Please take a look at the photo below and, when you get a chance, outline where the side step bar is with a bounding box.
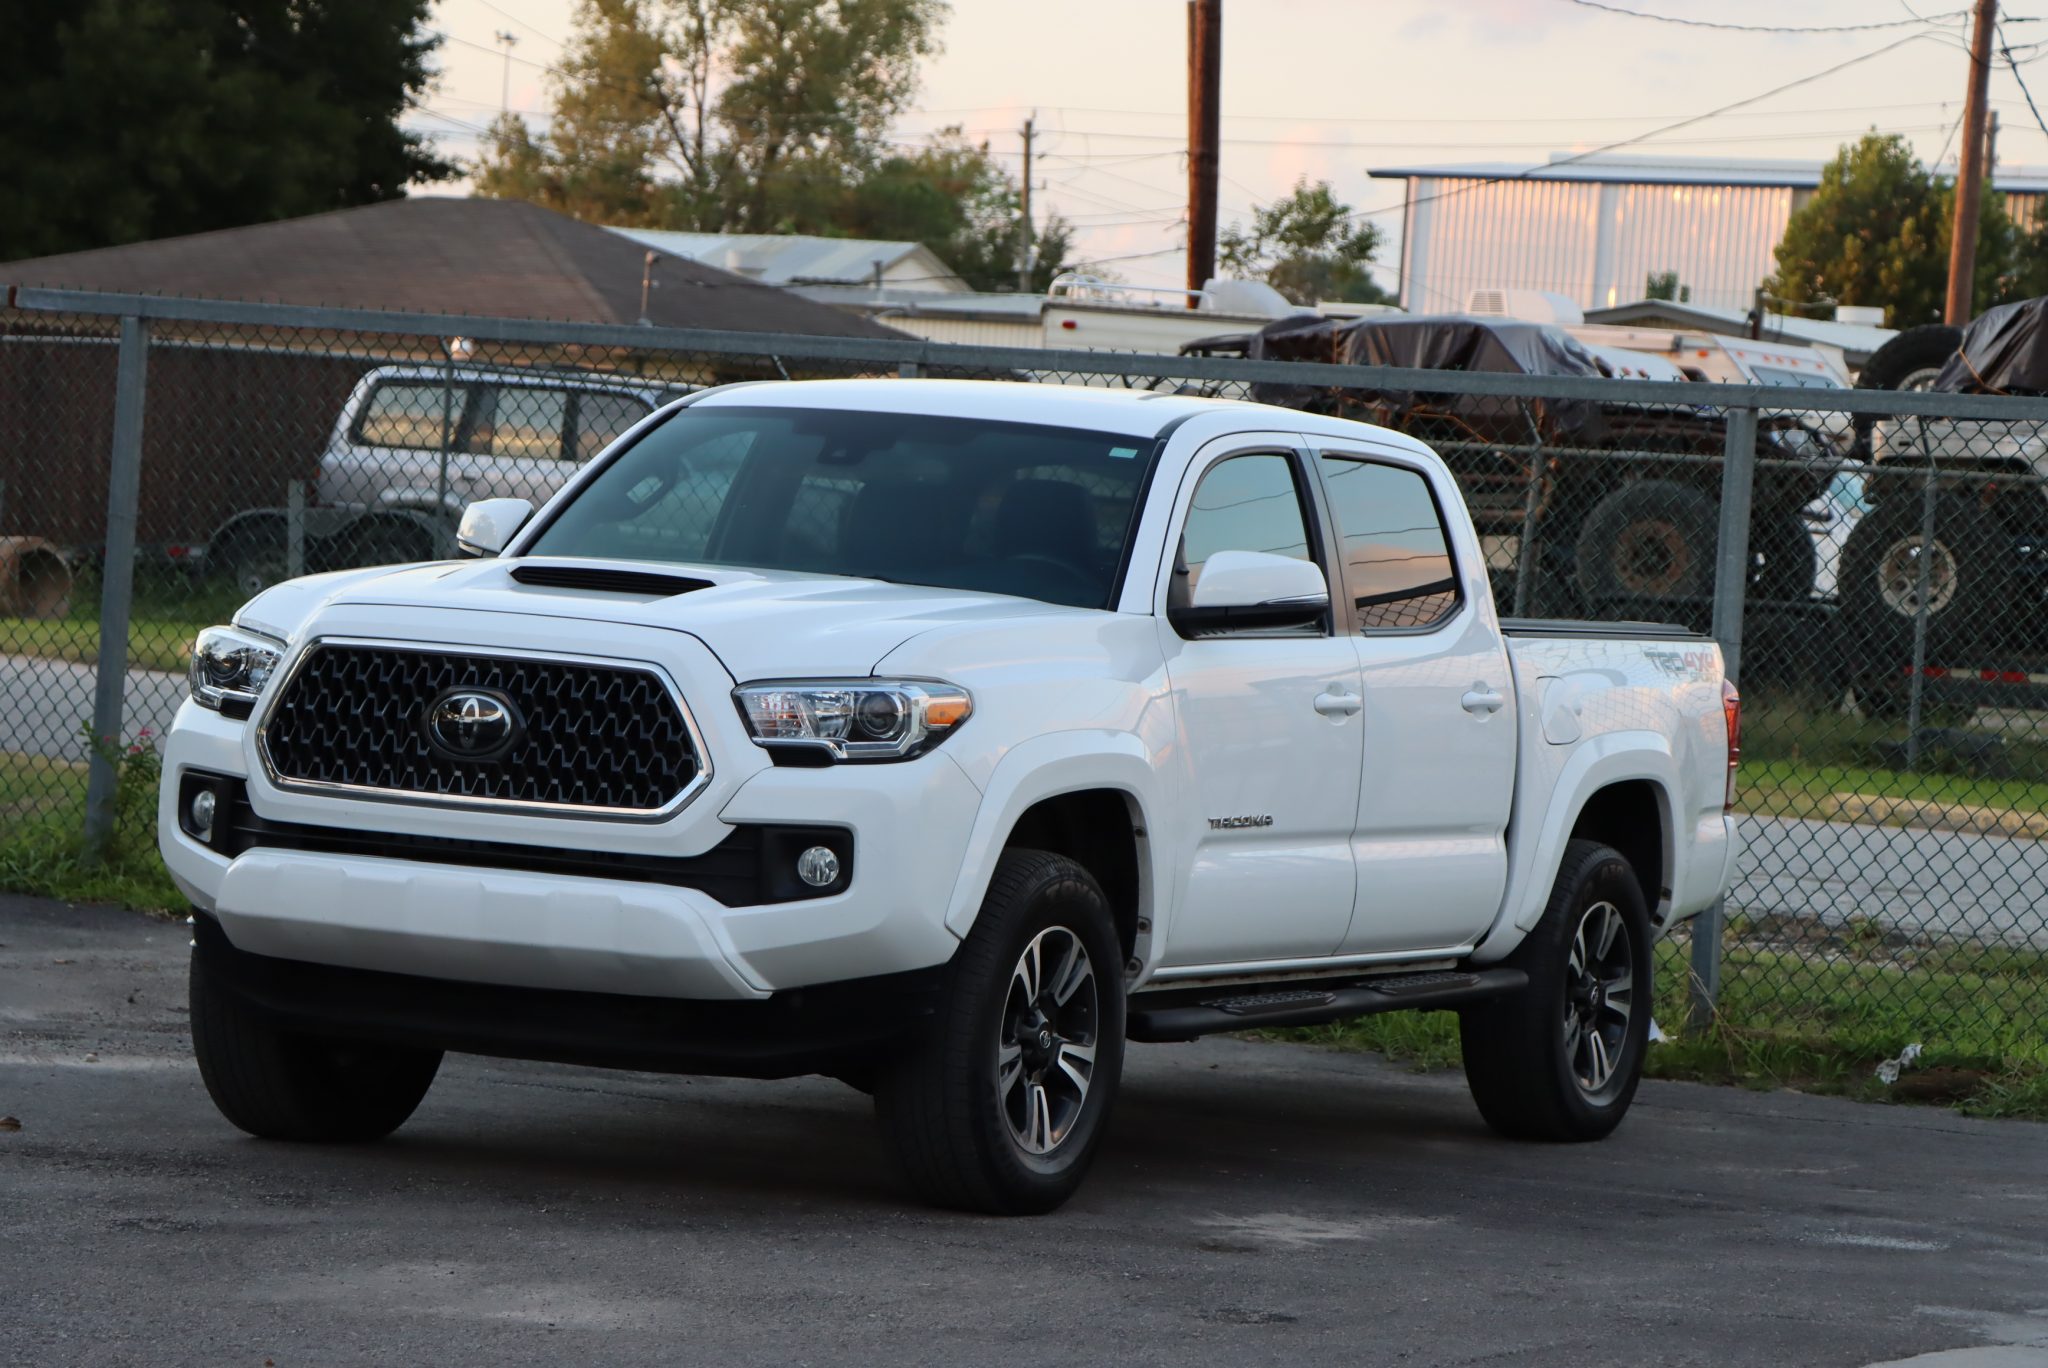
[1125,968,1528,1043]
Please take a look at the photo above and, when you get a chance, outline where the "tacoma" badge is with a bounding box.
[1207,814,1274,830]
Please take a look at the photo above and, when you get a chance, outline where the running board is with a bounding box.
[1125,968,1528,1043]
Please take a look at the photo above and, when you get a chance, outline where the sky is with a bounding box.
[416,0,2048,291]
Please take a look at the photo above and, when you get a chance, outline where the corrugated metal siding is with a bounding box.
[882,315,1044,349]
[1403,176,1793,315]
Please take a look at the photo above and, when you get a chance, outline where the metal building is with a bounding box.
[1371,155,2048,317]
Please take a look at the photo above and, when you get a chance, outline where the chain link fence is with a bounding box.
[4,287,2046,1087]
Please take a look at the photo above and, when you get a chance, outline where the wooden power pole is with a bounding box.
[1946,0,1997,326]
[1186,0,1221,304]
[1017,115,1036,293]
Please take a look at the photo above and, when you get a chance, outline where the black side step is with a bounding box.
[1125,968,1528,1043]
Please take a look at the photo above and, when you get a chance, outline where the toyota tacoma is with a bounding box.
[160,379,1741,1214]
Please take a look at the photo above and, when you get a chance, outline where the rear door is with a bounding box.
[1154,437,1365,968]
[468,383,574,507]
[1312,440,1517,954]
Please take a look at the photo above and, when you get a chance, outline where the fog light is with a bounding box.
[795,845,840,888]
[188,787,217,841]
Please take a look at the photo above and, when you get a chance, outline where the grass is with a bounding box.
[1736,696,2048,823]
[0,566,244,673]
[0,746,184,915]
[1275,922,2048,1122]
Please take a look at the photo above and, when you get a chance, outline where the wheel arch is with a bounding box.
[1477,733,1682,962]
[942,733,1166,972]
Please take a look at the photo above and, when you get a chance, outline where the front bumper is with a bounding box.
[161,676,984,1002]
[191,911,942,1079]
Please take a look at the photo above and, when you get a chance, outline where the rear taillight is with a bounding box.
[1722,677,1741,812]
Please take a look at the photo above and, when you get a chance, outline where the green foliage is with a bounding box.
[0,736,181,916]
[1645,270,1689,303]
[0,0,454,260]
[1764,132,2027,327]
[476,0,1065,289]
[1219,178,1391,306]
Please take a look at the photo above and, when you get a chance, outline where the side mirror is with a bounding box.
[1169,549,1330,638]
[455,498,533,558]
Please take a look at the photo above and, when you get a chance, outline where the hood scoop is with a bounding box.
[508,564,713,598]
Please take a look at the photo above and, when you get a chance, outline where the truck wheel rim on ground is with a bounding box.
[999,926,1100,1156]
[1566,899,1636,1099]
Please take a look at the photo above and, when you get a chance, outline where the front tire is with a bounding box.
[1459,840,1651,1142]
[875,849,1126,1215]
[190,949,441,1142]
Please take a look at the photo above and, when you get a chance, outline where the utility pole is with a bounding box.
[1945,0,1996,326]
[1017,115,1036,294]
[1186,0,1221,305]
[494,30,519,116]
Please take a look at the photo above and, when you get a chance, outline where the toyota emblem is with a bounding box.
[423,687,522,762]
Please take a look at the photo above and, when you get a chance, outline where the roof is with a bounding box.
[1369,153,2048,195]
[0,198,906,338]
[609,228,968,293]
[796,284,1046,322]
[692,377,1243,439]
[1585,299,1896,363]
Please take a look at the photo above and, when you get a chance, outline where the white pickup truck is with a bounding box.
[159,379,1741,1215]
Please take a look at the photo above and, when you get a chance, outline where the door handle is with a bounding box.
[1314,688,1363,717]
[1461,686,1506,715]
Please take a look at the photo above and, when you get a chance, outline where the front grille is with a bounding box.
[261,643,700,814]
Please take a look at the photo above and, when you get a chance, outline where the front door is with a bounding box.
[1155,440,1365,968]
[1314,441,1516,954]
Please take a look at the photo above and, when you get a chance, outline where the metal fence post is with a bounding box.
[1904,425,1939,770]
[82,315,149,857]
[1512,403,1545,618]
[1689,403,1757,1031]
[285,479,306,580]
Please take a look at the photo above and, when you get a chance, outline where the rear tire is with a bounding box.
[190,949,441,1142]
[1459,840,1651,1142]
[1838,492,2010,674]
[874,849,1126,1215]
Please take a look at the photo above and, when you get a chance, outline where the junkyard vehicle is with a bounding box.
[1842,299,2048,699]
[202,364,685,596]
[160,379,1741,1214]
[1184,314,1841,616]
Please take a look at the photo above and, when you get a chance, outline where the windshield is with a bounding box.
[525,405,1155,609]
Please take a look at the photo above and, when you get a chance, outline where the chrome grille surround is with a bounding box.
[254,638,711,821]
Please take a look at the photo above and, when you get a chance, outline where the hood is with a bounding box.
[238,557,1096,681]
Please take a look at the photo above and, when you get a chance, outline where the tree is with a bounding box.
[1645,270,1690,304]
[843,129,1074,292]
[478,0,943,234]
[1764,132,2023,327]
[0,0,453,261]
[1218,179,1392,305]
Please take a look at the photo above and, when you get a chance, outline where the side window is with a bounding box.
[350,382,484,452]
[574,392,653,462]
[1317,453,1460,631]
[479,386,571,461]
[1180,452,1316,592]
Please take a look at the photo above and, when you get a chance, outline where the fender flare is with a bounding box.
[1478,731,1681,959]
[941,730,1171,946]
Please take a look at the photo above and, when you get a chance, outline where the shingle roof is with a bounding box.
[0,197,907,338]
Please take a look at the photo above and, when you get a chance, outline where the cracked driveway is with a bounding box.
[1,894,2045,1367]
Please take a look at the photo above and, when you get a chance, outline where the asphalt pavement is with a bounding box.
[3,894,2045,1368]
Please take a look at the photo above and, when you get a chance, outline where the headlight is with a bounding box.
[188,626,284,714]
[734,679,971,761]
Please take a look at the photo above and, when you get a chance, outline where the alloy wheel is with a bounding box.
[997,926,1099,1156]
[1564,900,1635,1100]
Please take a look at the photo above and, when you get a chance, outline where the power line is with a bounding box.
[1348,30,1950,223]
[1563,0,1972,33]
[2000,22,2048,138]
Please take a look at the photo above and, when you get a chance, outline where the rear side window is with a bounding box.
[477,386,572,460]
[1317,453,1460,631]
[1179,452,1316,593]
[575,392,653,461]
[351,382,486,452]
